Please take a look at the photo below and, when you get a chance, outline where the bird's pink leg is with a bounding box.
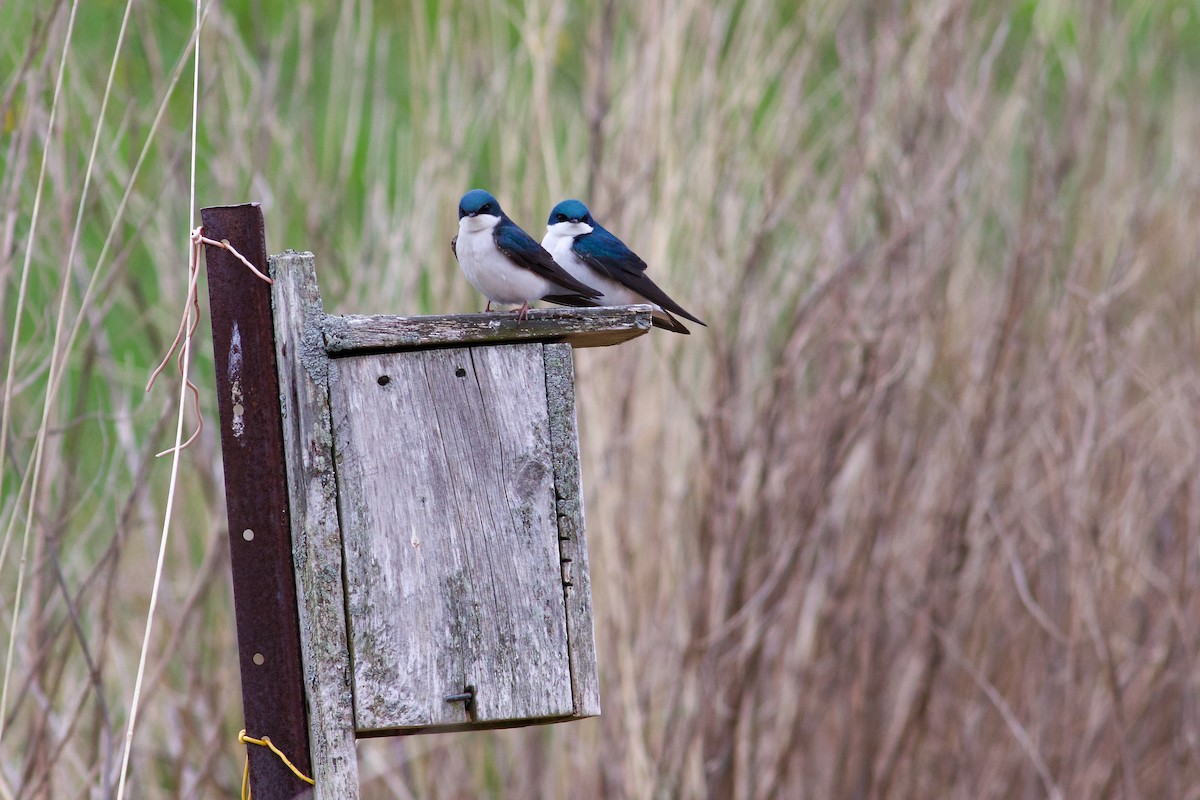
[516,301,530,321]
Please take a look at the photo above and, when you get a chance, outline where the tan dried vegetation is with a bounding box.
[2,1,1199,797]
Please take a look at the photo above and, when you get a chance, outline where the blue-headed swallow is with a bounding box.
[541,199,706,334]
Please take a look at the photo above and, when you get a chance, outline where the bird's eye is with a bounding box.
[557,213,567,222]
[481,203,491,212]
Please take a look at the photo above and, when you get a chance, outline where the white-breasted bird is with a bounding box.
[452,190,601,320]
[541,199,705,334]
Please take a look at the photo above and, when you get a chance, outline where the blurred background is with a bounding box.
[3,0,1200,797]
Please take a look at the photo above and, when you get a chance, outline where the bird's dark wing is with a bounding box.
[647,310,692,334]
[574,226,706,326]
[494,220,602,298]
[451,235,458,259]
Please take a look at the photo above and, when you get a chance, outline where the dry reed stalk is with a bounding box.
[3,1,1200,797]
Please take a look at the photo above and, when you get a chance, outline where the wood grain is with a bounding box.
[270,251,360,797]
[331,344,575,733]
[322,305,654,354]
[543,343,601,718]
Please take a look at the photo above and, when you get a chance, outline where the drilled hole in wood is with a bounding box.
[232,402,244,416]
[252,653,265,666]
[242,529,254,541]
[455,367,466,378]
[377,375,391,386]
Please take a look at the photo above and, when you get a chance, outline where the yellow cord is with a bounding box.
[239,729,315,799]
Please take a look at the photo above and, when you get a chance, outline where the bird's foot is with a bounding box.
[485,300,493,313]
[516,301,530,321]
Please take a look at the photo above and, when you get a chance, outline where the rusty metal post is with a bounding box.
[202,204,313,799]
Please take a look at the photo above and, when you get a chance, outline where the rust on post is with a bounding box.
[202,204,313,799]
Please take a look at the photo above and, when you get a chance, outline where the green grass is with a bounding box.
[3,0,1200,797]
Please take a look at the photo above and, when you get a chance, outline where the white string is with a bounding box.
[188,0,201,231]
[115,1,203,796]
[0,13,214,674]
[114,267,195,800]
[46,4,213,453]
[0,0,82,749]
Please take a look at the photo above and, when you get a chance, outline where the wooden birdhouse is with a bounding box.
[201,205,651,798]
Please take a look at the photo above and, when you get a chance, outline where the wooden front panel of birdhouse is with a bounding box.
[329,343,578,733]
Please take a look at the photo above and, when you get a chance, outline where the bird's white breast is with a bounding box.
[542,223,656,309]
[457,215,553,305]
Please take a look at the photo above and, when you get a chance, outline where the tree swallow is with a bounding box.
[541,199,706,334]
[453,189,601,320]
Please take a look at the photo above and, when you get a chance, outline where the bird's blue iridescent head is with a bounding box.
[459,189,502,219]
[548,199,592,226]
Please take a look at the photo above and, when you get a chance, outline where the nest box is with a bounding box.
[203,201,653,799]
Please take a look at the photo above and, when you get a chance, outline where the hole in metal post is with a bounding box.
[377,375,391,386]
[232,402,245,417]
[252,653,265,666]
[455,367,467,378]
[242,529,254,541]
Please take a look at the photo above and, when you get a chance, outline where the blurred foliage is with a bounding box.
[3,0,1200,797]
